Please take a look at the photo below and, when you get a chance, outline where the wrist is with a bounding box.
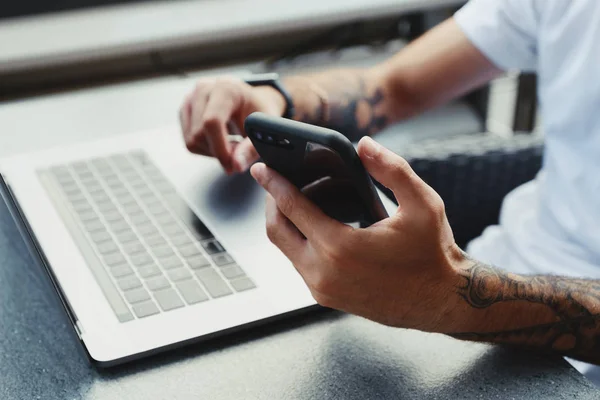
[429,245,476,333]
[254,86,287,117]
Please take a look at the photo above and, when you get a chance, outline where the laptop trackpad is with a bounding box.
[196,171,263,221]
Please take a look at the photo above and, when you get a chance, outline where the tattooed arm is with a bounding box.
[281,18,501,140]
[450,259,600,364]
[180,17,501,172]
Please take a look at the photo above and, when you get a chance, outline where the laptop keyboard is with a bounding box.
[38,150,256,323]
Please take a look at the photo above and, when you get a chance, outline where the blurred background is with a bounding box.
[0,0,543,246]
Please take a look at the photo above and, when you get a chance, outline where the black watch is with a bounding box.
[244,73,295,119]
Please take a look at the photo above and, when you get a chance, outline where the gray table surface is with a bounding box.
[0,73,599,400]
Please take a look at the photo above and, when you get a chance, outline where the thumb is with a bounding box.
[357,137,426,209]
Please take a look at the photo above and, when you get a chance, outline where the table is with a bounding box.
[0,0,465,74]
[0,72,598,400]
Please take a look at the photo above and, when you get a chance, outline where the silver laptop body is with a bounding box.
[0,126,396,366]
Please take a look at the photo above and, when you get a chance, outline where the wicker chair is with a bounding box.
[374,132,544,248]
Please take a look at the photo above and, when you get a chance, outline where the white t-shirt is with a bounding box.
[455,0,600,382]
[457,0,600,278]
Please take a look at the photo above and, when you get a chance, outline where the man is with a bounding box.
[179,0,600,371]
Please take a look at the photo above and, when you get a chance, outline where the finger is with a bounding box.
[201,87,242,172]
[265,194,306,262]
[231,137,259,172]
[251,163,344,241]
[187,83,213,153]
[357,137,427,210]
[179,92,193,138]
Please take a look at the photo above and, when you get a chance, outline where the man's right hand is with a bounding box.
[179,77,286,174]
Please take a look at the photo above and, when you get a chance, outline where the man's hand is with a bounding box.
[251,137,600,364]
[179,77,286,174]
[250,136,468,331]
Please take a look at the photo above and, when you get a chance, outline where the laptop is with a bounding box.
[0,125,397,366]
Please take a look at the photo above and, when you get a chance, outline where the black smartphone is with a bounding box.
[245,112,388,226]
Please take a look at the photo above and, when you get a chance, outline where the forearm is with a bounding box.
[282,68,407,141]
[447,258,600,364]
[278,18,501,141]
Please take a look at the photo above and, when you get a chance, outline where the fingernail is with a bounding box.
[235,153,249,172]
[250,163,266,185]
[361,137,381,158]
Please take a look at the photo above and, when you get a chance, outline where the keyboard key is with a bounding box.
[171,234,193,247]
[187,256,211,270]
[147,204,167,215]
[212,252,234,266]
[137,223,159,237]
[117,194,136,205]
[123,241,146,255]
[91,192,111,205]
[135,187,154,198]
[84,219,104,232]
[124,288,151,304]
[153,246,175,259]
[220,264,245,279]
[97,241,119,255]
[103,211,123,222]
[130,214,150,225]
[145,235,167,247]
[123,203,143,215]
[118,276,142,291]
[163,224,184,237]
[63,185,81,196]
[176,280,209,305]
[142,194,160,206]
[131,253,153,267]
[154,288,184,311]
[103,253,126,267]
[178,244,201,258]
[110,264,134,278]
[56,175,75,186]
[159,256,183,270]
[129,179,146,189]
[137,264,162,279]
[111,187,128,197]
[109,220,130,233]
[146,276,171,291]
[104,176,121,186]
[167,268,192,282]
[155,214,174,226]
[72,201,93,214]
[230,277,256,292]
[116,229,137,243]
[86,183,103,194]
[77,210,98,222]
[90,230,112,243]
[133,301,160,318]
[67,192,86,203]
[196,269,232,298]
[202,239,225,255]
[97,201,116,213]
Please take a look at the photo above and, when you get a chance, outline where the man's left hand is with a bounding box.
[250,137,470,332]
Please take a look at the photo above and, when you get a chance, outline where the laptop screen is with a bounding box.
[1,0,165,20]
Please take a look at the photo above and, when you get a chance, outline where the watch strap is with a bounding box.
[244,73,295,119]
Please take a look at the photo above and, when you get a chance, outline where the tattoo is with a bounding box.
[290,71,390,141]
[451,261,600,363]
